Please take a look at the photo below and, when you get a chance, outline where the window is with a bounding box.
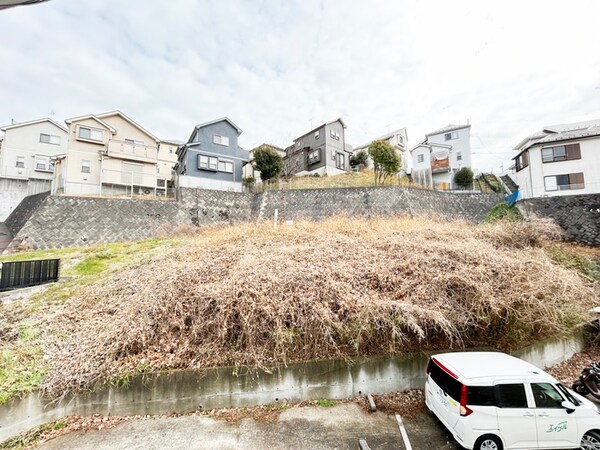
[329,130,340,140]
[544,172,585,191]
[495,384,527,408]
[531,383,564,408]
[336,153,346,170]
[16,156,25,168]
[426,359,462,401]
[81,159,91,173]
[541,143,581,163]
[515,151,529,171]
[218,160,234,173]
[35,158,47,170]
[169,147,173,154]
[445,131,458,141]
[124,138,144,146]
[198,154,218,171]
[466,386,495,406]
[417,154,424,163]
[213,135,229,146]
[308,148,321,165]
[78,126,104,141]
[40,133,61,145]
[556,383,582,406]
[314,131,320,140]
[456,152,462,161]
[397,134,404,144]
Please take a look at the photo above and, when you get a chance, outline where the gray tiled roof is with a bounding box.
[425,123,470,137]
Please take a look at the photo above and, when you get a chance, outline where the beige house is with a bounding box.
[243,144,286,183]
[157,138,183,185]
[0,118,68,181]
[53,111,165,196]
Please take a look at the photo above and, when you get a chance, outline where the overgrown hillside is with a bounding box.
[1,216,598,402]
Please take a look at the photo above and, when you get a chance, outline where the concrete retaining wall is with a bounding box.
[0,333,585,442]
[0,178,51,221]
[8,186,503,250]
[518,194,600,247]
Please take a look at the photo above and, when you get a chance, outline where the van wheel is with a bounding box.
[475,435,503,450]
[581,431,600,450]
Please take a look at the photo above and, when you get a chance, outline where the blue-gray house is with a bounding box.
[174,117,248,192]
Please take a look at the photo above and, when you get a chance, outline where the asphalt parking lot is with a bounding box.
[37,403,460,450]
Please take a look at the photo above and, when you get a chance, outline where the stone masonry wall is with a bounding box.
[10,186,504,250]
[518,194,600,247]
[4,190,50,236]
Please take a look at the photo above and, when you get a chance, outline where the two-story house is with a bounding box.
[0,118,68,219]
[52,111,164,196]
[283,118,353,177]
[510,119,600,199]
[158,138,184,186]
[242,143,286,183]
[174,117,248,192]
[351,127,409,175]
[410,124,472,189]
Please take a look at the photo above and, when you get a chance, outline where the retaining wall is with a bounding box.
[8,186,503,249]
[0,333,585,442]
[0,178,51,221]
[518,194,600,247]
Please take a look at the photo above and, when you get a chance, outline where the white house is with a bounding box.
[351,127,409,176]
[410,124,471,189]
[511,119,600,199]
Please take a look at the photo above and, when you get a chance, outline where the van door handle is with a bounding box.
[523,412,535,417]
[538,412,549,417]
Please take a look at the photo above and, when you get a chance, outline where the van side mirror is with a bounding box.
[562,400,576,413]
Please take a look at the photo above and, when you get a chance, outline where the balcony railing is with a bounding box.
[106,140,158,163]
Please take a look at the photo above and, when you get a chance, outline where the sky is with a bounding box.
[0,0,599,173]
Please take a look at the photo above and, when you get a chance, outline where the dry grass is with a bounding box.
[34,216,596,399]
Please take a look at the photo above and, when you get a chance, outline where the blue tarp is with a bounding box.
[505,190,520,206]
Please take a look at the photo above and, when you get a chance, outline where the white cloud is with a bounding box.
[0,0,599,172]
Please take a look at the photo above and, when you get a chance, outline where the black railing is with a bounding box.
[0,259,60,291]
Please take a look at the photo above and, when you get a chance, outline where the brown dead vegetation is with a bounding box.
[39,216,596,399]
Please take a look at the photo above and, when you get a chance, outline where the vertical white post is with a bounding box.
[131,171,134,198]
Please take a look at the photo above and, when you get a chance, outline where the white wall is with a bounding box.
[426,126,472,172]
[515,137,600,199]
[177,174,243,192]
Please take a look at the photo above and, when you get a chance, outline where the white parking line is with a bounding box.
[395,414,413,450]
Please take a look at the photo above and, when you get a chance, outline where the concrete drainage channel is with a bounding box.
[0,332,586,443]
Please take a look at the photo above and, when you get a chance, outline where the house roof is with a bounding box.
[408,139,453,153]
[96,111,160,143]
[293,117,347,142]
[160,138,186,146]
[512,118,600,159]
[353,127,407,151]
[64,114,117,133]
[425,123,470,137]
[194,117,243,135]
[0,117,68,133]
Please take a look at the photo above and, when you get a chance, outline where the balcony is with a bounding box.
[106,140,158,163]
[431,157,451,174]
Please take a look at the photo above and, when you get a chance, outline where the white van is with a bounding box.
[424,352,600,450]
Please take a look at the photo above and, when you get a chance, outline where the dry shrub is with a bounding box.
[40,216,596,399]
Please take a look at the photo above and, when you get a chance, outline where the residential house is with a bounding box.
[158,138,183,186]
[174,117,248,192]
[52,111,164,196]
[242,144,286,183]
[351,127,409,175]
[0,118,68,219]
[510,119,600,199]
[283,118,353,177]
[410,124,472,189]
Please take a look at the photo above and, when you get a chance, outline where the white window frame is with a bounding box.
[444,131,458,141]
[218,159,234,173]
[314,131,320,140]
[78,126,104,142]
[456,152,462,161]
[35,158,47,170]
[81,159,91,173]
[40,133,61,145]
[124,138,145,146]
[308,148,321,164]
[213,135,230,146]
[199,154,218,171]
[417,154,424,163]
[336,152,346,170]
[16,156,25,168]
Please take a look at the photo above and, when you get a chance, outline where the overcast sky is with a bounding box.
[1,0,599,172]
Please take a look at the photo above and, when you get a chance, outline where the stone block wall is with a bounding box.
[8,187,504,250]
[519,194,600,247]
[4,190,50,236]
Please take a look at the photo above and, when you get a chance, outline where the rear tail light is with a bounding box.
[460,384,473,417]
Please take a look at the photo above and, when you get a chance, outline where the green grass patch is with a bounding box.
[545,246,600,282]
[0,346,47,405]
[0,420,66,449]
[484,202,523,223]
[314,399,336,407]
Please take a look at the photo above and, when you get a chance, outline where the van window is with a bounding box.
[467,386,494,406]
[427,359,462,401]
[532,383,564,408]
[556,383,582,406]
[496,384,527,408]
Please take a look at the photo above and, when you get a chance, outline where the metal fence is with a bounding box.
[0,258,60,291]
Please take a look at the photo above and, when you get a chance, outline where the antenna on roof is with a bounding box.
[467,118,470,125]
[10,118,15,125]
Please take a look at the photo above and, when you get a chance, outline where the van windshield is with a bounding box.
[556,383,582,406]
